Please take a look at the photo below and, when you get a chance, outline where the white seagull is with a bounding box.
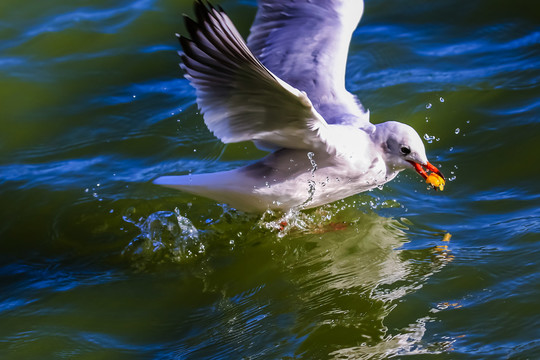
[154,0,445,212]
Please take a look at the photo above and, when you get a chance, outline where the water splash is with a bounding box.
[257,206,349,238]
[257,196,395,238]
[122,207,204,265]
[307,151,317,175]
[296,152,319,209]
[258,208,306,238]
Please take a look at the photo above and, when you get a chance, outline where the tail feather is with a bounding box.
[153,175,194,188]
[153,171,270,211]
[153,170,255,195]
[153,172,231,190]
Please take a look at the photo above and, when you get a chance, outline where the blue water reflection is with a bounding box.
[0,0,539,358]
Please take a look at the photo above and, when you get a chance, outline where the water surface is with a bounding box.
[1,0,539,358]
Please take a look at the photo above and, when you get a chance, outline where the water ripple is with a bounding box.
[24,0,156,38]
[0,0,539,358]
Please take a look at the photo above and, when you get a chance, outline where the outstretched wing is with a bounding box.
[179,1,336,152]
[247,0,371,127]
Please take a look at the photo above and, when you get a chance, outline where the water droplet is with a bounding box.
[423,134,436,143]
[193,149,197,152]
[440,97,445,102]
[198,243,205,254]
[449,147,454,151]
[426,103,432,109]
[455,128,460,135]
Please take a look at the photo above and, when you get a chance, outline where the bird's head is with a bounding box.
[374,121,445,190]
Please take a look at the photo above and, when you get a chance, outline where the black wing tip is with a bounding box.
[193,0,227,23]
[178,35,192,51]
[182,1,227,40]
[194,0,221,12]
[185,15,204,39]
[194,0,211,23]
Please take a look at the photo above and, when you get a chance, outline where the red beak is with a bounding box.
[408,161,445,181]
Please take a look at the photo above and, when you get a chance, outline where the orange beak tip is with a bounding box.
[410,160,446,191]
[425,173,445,191]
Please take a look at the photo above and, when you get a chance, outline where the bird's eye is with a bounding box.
[400,146,411,155]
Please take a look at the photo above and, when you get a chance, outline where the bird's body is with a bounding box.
[157,127,397,212]
[154,0,445,212]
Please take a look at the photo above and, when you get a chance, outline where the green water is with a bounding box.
[0,0,539,359]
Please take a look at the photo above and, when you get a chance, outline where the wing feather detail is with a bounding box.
[247,0,371,127]
[179,1,334,151]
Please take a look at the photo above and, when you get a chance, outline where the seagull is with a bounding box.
[153,0,445,212]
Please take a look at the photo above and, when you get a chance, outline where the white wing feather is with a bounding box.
[180,2,335,152]
[247,0,371,127]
